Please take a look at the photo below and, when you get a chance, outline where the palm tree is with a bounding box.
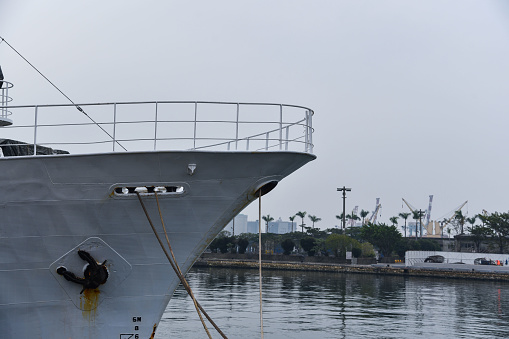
[466,216,477,230]
[360,209,370,225]
[399,212,410,238]
[346,212,359,229]
[454,210,466,235]
[296,211,307,233]
[289,215,296,233]
[390,216,399,226]
[262,214,274,233]
[412,210,424,239]
[308,215,322,228]
[336,213,344,229]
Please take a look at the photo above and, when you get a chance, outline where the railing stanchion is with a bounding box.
[308,110,313,153]
[113,103,117,152]
[33,106,38,155]
[285,126,290,151]
[265,132,269,151]
[246,137,250,150]
[235,103,240,150]
[154,102,159,151]
[304,110,309,153]
[279,105,283,150]
[193,102,198,150]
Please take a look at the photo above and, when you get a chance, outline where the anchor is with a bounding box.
[57,250,108,294]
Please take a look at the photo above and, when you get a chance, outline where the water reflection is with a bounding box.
[158,267,509,339]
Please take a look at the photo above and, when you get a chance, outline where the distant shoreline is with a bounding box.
[194,257,509,282]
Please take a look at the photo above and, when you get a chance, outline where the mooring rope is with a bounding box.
[135,192,228,339]
[258,189,264,338]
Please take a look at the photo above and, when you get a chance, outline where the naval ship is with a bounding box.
[0,74,315,338]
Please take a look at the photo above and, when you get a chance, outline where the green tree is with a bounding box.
[399,212,411,238]
[468,224,492,253]
[308,215,322,228]
[281,238,295,255]
[300,237,317,256]
[466,216,477,229]
[324,234,360,258]
[209,233,235,254]
[390,216,399,226]
[454,210,467,235]
[237,237,250,254]
[345,226,362,241]
[412,210,425,239]
[289,215,296,233]
[346,212,360,229]
[360,242,376,257]
[360,209,370,225]
[352,247,362,258]
[360,223,402,257]
[326,227,343,235]
[296,211,307,233]
[262,214,274,233]
[479,211,509,253]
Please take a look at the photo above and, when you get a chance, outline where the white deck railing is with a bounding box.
[0,101,314,155]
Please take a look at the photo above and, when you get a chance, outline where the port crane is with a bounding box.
[402,196,433,236]
[348,206,359,227]
[437,201,468,236]
[367,198,381,224]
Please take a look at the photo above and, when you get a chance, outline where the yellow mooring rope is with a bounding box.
[135,192,228,339]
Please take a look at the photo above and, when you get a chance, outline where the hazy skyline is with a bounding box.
[1,1,508,230]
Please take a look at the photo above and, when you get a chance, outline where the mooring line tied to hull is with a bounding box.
[135,191,227,339]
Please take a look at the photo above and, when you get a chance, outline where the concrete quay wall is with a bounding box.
[194,258,509,282]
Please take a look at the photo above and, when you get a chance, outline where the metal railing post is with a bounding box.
[113,103,117,152]
[235,103,240,150]
[265,132,269,150]
[285,125,289,151]
[193,102,197,150]
[304,110,309,153]
[279,105,283,150]
[308,110,313,153]
[33,106,38,155]
[154,102,158,151]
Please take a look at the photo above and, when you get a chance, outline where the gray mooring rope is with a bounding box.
[136,191,227,339]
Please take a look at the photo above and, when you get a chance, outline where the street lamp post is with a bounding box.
[337,186,351,230]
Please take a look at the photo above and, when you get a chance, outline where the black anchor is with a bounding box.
[57,250,108,294]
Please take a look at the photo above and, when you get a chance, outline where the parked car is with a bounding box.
[474,258,502,266]
[424,255,445,263]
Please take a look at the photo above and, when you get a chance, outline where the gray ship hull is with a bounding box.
[0,150,314,338]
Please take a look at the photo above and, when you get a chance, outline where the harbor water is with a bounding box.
[158,267,509,338]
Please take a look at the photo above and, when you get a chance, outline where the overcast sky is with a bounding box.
[1,1,508,231]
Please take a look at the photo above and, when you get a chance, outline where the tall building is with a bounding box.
[268,217,293,234]
[223,214,248,235]
[225,215,295,234]
[247,220,260,234]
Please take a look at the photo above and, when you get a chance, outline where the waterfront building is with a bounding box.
[224,214,248,235]
[268,217,293,234]
[243,217,294,234]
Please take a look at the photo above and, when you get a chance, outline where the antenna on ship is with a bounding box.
[0,65,14,126]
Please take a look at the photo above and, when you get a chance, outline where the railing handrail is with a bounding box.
[0,100,314,112]
[0,100,315,155]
